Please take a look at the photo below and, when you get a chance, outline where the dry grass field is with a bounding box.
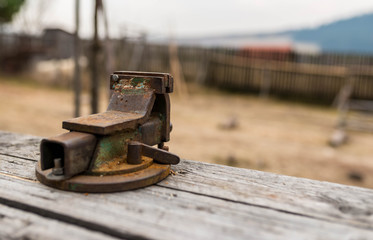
[1,75,372,188]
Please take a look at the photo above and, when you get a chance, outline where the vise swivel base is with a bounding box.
[35,71,180,193]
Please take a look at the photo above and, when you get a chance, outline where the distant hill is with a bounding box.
[290,13,373,53]
[175,13,373,54]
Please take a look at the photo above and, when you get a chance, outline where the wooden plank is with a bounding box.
[0,154,36,181]
[0,131,41,160]
[1,131,373,231]
[163,160,373,229]
[1,174,373,240]
[0,204,118,240]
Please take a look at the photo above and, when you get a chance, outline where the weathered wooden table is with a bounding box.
[1,131,373,239]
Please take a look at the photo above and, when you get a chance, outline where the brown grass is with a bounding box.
[1,77,372,188]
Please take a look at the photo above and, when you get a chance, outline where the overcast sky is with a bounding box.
[9,0,373,39]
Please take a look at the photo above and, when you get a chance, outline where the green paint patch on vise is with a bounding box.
[131,77,149,88]
[91,131,140,170]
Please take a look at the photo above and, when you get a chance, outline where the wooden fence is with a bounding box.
[113,41,373,102]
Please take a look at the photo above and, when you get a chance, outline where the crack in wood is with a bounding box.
[0,196,150,240]
[0,172,36,183]
[0,153,37,162]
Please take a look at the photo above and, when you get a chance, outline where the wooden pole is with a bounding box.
[99,0,114,99]
[73,0,81,117]
[169,41,188,97]
[90,0,101,114]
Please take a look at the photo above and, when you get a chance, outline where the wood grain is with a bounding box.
[1,131,373,239]
[0,131,40,161]
[1,174,373,240]
[162,160,373,229]
[0,154,36,181]
[0,204,118,240]
[1,131,372,228]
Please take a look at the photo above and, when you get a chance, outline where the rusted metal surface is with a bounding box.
[63,111,147,135]
[110,71,174,94]
[152,94,171,142]
[140,116,163,146]
[90,156,153,176]
[63,76,157,135]
[40,132,97,179]
[36,71,179,193]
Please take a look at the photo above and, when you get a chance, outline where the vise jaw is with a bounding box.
[36,71,180,193]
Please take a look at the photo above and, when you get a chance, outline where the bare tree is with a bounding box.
[13,0,51,35]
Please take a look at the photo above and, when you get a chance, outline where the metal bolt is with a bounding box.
[111,74,119,82]
[52,158,64,175]
[158,142,169,151]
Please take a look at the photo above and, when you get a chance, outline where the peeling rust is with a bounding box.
[90,156,153,176]
[113,77,151,94]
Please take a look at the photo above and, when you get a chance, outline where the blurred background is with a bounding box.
[0,0,373,188]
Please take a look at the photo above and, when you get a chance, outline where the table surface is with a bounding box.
[0,131,373,240]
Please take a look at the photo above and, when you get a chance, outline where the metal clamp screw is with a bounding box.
[52,158,64,175]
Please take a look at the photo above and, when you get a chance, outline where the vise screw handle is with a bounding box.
[127,141,180,165]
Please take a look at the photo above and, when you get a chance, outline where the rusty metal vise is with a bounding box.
[36,71,180,192]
